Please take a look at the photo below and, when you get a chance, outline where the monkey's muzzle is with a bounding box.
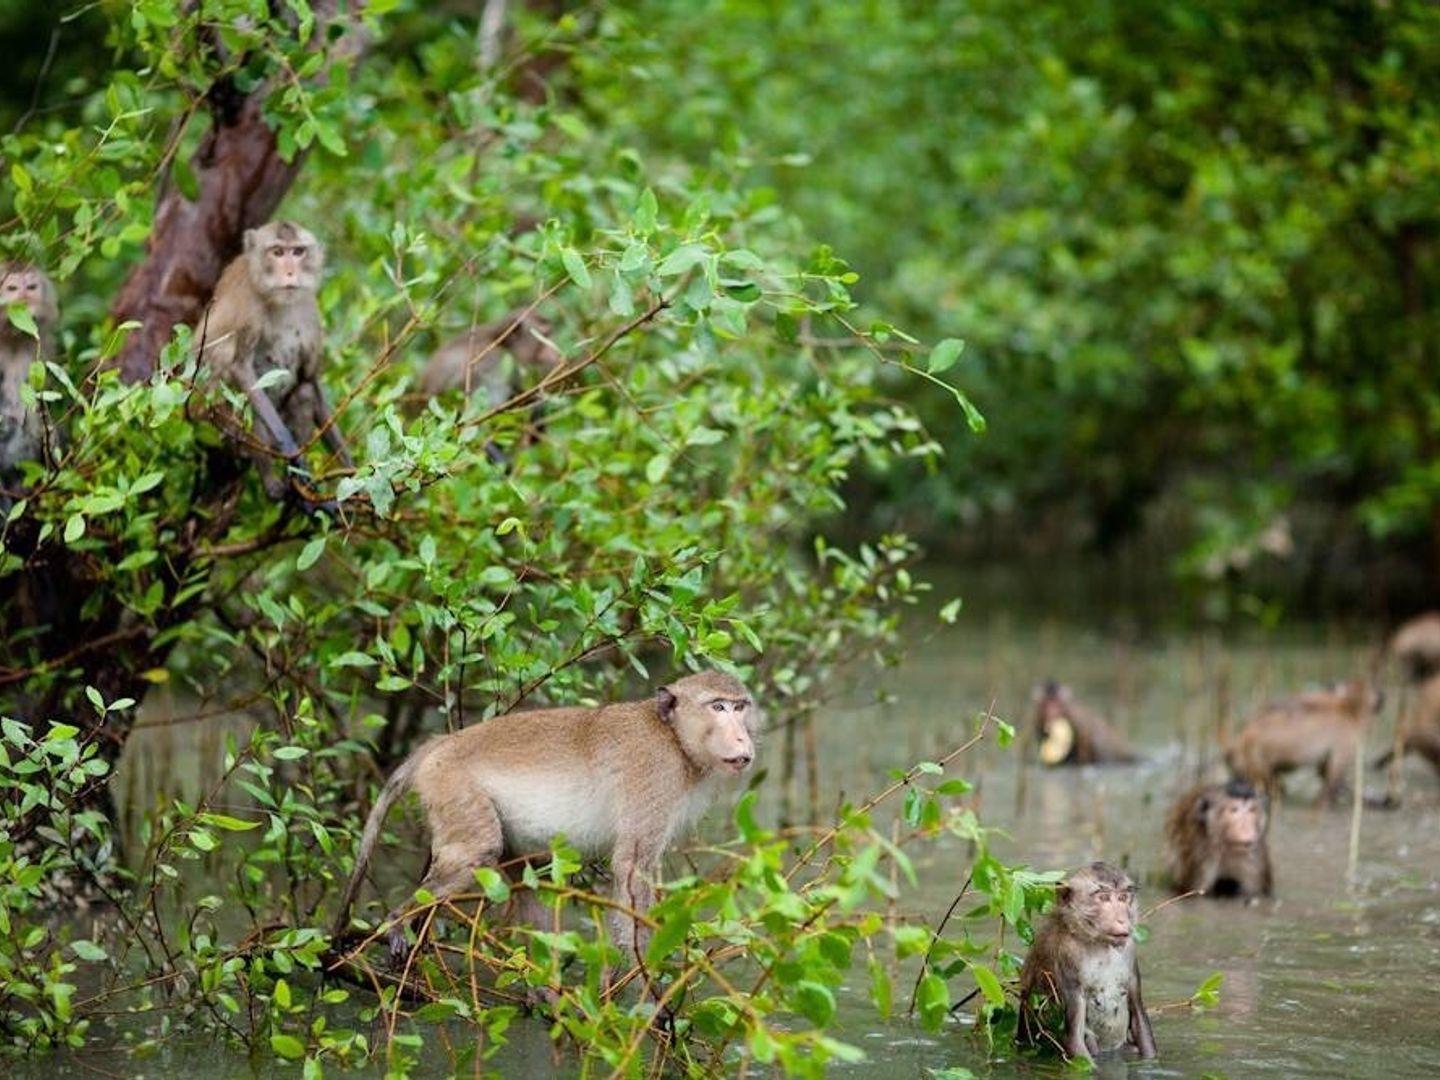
[722,753,754,773]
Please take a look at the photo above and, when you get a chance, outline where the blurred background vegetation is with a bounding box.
[5,0,1438,622]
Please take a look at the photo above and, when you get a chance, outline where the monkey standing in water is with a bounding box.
[1031,681,1139,765]
[1377,615,1440,784]
[196,221,351,505]
[0,262,59,485]
[1390,613,1440,684]
[1376,671,1440,781]
[1225,680,1381,805]
[1163,779,1272,899]
[1017,862,1157,1063]
[331,671,759,973]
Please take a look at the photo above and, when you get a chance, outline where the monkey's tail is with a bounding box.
[331,753,421,942]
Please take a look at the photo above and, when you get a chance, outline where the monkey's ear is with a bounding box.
[656,686,678,724]
[1194,795,1211,823]
[243,228,260,254]
[1055,883,1073,906]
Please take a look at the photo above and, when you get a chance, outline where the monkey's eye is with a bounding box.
[291,246,306,257]
[269,246,286,258]
[710,701,727,713]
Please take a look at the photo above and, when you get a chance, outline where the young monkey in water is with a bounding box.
[1017,862,1157,1063]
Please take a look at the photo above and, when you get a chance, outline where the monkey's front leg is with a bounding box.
[1128,973,1157,1059]
[1062,988,1092,1062]
[609,835,674,1028]
[609,837,660,962]
[311,381,354,469]
[246,385,302,460]
[245,387,339,515]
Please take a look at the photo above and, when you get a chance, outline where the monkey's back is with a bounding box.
[1228,703,1362,774]
[1161,786,1207,888]
[413,700,694,856]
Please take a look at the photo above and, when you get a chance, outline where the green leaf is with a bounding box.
[939,598,962,624]
[927,338,965,375]
[645,909,692,966]
[199,812,260,831]
[561,247,592,291]
[971,962,1004,1006]
[793,980,836,1025]
[172,156,200,200]
[6,303,38,339]
[916,971,950,1031]
[270,1033,305,1060]
[633,188,658,233]
[296,536,325,571]
[656,244,707,277]
[1192,970,1224,1009]
[64,514,86,544]
[70,939,108,962]
[273,746,309,761]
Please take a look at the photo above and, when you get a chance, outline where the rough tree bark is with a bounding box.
[7,2,575,849]
[109,84,304,384]
[7,4,368,828]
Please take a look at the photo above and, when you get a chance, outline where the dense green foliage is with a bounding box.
[588,0,1440,609]
[0,2,1045,1074]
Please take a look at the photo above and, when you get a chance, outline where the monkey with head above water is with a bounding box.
[0,262,59,478]
[196,221,351,505]
[1031,681,1139,766]
[1164,779,1272,899]
[331,670,759,970]
[1016,861,1157,1063]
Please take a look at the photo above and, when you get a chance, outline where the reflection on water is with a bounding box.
[16,565,1440,1077]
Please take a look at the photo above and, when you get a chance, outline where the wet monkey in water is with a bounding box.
[1163,779,1272,899]
[195,221,350,506]
[1031,681,1139,765]
[0,262,59,480]
[331,671,759,974]
[1016,862,1157,1063]
[1225,680,1381,805]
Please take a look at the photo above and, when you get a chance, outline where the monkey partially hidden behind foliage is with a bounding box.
[1031,681,1139,765]
[1163,779,1272,899]
[0,262,59,480]
[1017,862,1157,1063]
[1225,680,1381,805]
[418,311,561,406]
[331,671,759,977]
[196,221,351,506]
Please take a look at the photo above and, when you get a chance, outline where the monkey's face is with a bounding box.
[659,674,758,776]
[1059,866,1137,947]
[1210,794,1266,848]
[244,223,323,300]
[0,265,57,328]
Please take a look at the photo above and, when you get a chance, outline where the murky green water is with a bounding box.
[815,601,1440,1078]
[15,565,1440,1077]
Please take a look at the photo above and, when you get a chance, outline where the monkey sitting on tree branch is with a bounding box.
[195,220,351,511]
